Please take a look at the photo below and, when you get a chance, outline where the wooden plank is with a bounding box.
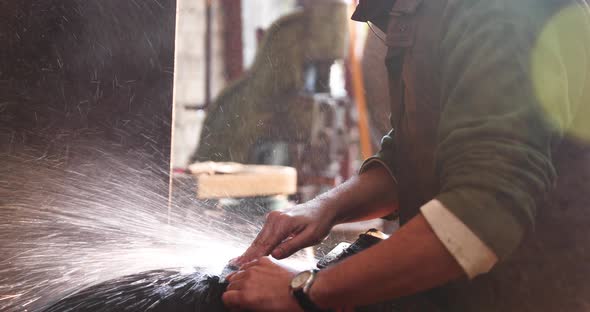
[189,162,297,199]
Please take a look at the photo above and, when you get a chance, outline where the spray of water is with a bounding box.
[0,137,313,311]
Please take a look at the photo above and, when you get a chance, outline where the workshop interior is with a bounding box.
[0,0,397,310]
[3,0,589,311]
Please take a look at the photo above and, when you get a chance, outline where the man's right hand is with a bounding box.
[232,164,399,266]
[232,201,336,265]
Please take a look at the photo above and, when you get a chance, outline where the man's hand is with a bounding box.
[232,202,334,265]
[232,165,399,266]
[223,257,303,312]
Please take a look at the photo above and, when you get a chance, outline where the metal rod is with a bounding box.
[221,0,243,81]
[204,0,213,110]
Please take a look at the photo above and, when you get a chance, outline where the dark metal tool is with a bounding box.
[317,229,386,269]
[42,230,386,312]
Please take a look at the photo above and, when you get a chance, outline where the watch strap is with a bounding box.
[292,270,331,312]
[293,289,331,312]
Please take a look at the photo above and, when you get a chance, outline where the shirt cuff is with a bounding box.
[420,199,498,279]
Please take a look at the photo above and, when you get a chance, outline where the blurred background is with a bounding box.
[173,0,298,167]
[171,0,395,234]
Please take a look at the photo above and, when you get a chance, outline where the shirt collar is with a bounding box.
[351,0,396,31]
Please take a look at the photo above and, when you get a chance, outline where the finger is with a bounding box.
[225,271,236,281]
[222,290,245,310]
[228,257,241,267]
[226,270,247,282]
[239,259,260,271]
[226,279,246,291]
[239,218,292,263]
[237,224,276,264]
[271,228,317,259]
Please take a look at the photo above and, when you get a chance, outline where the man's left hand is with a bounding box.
[223,256,304,312]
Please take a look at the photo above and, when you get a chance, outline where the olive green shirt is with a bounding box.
[356,0,590,261]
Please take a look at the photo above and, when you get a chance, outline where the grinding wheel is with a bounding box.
[42,269,229,312]
[41,231,398,312]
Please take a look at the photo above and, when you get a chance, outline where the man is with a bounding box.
[222,0,590,311]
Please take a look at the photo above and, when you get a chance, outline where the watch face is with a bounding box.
[291,270,313,289]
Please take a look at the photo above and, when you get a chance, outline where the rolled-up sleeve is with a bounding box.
[359,130,399,220]
[434,3,586,259]
[359,129,398,182]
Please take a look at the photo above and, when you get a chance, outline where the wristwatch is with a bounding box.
[290,270,330,312]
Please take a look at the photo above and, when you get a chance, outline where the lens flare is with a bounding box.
[531,4,590,142]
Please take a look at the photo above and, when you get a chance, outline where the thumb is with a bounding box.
[271,228,318,259]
